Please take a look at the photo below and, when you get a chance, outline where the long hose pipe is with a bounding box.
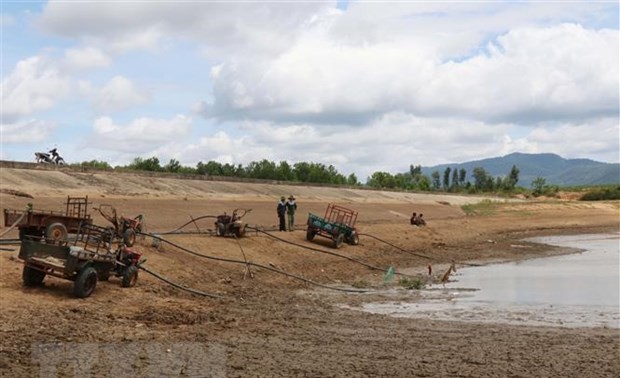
[137,265,223,299]
[246,226,413,278]
[139,231,369,294]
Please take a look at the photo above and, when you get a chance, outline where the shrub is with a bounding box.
[398,277,425,290]
[580,186,620,201]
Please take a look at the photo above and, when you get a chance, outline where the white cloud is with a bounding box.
[202,23,618,127]
[6,1,616,178]
[89,115,192,153]
[1,56,71,122]
[79,76,148,112]
[63,47,111,70]
[1,119,56,144]
[522,118,620,160]
[38,1,330,54]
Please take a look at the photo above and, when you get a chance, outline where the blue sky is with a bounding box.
[1,1,618,180]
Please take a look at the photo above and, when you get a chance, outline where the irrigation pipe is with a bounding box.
[139,231,368,293]
[159,215,217,235]
[246,226,412,278]
[359,233,482,267]
[138,265,223,299]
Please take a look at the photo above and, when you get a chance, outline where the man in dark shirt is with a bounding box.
[277,196,287,231]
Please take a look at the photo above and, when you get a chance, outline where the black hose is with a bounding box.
[159,215,218,234]
[139,232,369,293]
[246,226,412,278]
[359,233,482,267]
[138,265,224,299]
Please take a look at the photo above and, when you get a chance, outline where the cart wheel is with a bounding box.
[216,222,226,237]
[74,266,98,298]
[121,265,139,288]
[348,232,359,246]
[234,226,245,238]
[23,265,46,286]
[306,228,316,241]
[333,233,344,249]
[123,229,136,247]
[45,223,68,242]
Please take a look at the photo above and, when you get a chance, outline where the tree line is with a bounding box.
[74,157,528,194]
[75,157,358,186]
[366,164,522,194]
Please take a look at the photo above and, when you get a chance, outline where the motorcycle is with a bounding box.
[34,149,65,165]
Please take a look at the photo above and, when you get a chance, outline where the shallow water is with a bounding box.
[358,233,620,328]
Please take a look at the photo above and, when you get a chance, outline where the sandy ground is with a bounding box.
[0,166,619,377]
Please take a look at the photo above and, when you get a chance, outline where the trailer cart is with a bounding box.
[306,203,359,248]
[4,196,92,242]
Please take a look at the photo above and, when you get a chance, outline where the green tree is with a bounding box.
[442,167,451,190]
[164,158,181,173]
[418,175,431,191]
[431,171,440,190]
[128,156,162,171]
[276,161,294,181]
[508,165,520,189]
[367,171,396,189]
[451,168,459,190]
[76,160,113,170]
[347,173,359,186]
[472,167,490,191]
[409,164,422,177]
[458,168,467,186]
[531,177,547,196]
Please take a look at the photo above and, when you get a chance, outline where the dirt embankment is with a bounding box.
[0,165,618,377]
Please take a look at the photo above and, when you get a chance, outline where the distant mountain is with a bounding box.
[420,153,620,187]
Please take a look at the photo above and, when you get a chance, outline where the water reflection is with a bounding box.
[359,233,620,328]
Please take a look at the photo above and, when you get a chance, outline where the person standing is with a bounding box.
[286,195,297,231]
[277,196,287,231]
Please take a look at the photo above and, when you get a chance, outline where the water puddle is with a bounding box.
[350,233,620,328]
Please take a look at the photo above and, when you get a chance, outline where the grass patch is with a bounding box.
[352,280,371,289]
[580,186,620,201]
[398,277,425,290]
[461,199,501,216]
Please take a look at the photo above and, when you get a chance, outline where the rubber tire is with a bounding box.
[306,228,315,241]
[348,232,359,246]
[234,226,245,238]
[121,265,139,288]
[74,266,98,298]
[216,222,226,237]
[332,233,344,249]
[45,223,68,242]
[123,228,136,247]
[23,265,46,286]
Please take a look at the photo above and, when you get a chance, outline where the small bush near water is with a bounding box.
[398,277,425,290]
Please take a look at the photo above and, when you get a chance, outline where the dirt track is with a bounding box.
[0,167,619,377]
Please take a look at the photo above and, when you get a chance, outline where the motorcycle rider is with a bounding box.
[49,148,60,163]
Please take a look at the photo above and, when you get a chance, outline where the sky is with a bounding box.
[1,0,619,181]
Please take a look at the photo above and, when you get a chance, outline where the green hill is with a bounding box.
[421,153,620,188]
